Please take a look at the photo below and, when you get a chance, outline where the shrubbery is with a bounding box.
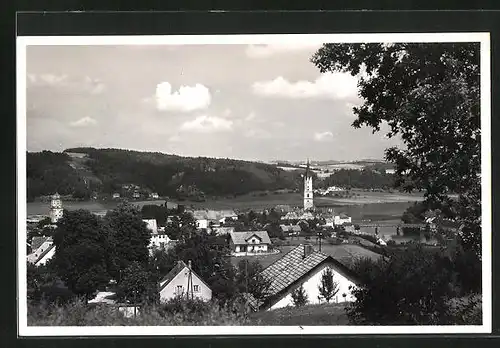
[28,297,253,326]
[345,244,482,325]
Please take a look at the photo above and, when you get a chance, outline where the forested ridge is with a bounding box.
[26,148,303,201]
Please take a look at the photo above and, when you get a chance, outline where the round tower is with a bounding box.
[303,160,314,211]
[49,193,63,223]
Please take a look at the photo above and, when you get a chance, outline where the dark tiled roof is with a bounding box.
[159,261,187,291]
[261,245,328,296]
[239,292,263,311]
[35,244,55,264]
[31,236,50,251]
[261,245,361,300]
[229,231,271,245]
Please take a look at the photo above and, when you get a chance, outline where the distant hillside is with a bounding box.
[26,148,302,201]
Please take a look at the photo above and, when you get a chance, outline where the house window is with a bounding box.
[194,285,200,292]
[176,285,183,294]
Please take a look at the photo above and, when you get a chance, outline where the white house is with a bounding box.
[191,209,238,230]
[229,231,272,254]
[159,260,212,303]
[259,244,359,310]
[149,234,171,250]
[27,236,56,267]
[112,193,120,199]
[143,219,158,234]
[211,226,235,236]
[150,192,159,199]
[334,213,352,225]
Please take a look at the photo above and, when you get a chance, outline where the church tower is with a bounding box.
[303,160,314,211]
[49,193,64,223]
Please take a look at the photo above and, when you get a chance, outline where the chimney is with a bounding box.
[303,244,314,259]
[188,260,192,269]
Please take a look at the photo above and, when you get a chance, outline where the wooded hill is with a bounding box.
[26,148,303,201]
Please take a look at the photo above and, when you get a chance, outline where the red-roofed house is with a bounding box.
[259,244,359,310]
[158,260,212,303]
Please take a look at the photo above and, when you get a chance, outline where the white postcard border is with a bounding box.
[16,32,492,336]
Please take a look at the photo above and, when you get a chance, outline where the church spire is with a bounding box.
[305,158,310,177]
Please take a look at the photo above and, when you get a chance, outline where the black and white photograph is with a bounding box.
[17,33,491,335]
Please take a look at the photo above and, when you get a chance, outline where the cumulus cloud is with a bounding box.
[180,115,233,133]
[27,73,105,94]
[70,116,97,127]
[154,82,211,112]
[245,43,322,58]
[314,131,334,142]
[252,72,358,100]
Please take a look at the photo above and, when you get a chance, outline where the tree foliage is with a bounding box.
[311,43,481,256]
[27,151,89,201]
[320,168,395,190]
[318,268,340,303]
[105,203,151,280]
[346,245,457,325]
[115,261,159,305]
[235,259,272,301]
[291,284,309,307]
[35,147,301,198]
[53,210,113,299]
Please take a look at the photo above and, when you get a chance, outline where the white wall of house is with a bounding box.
[159,266,212,303]
[196,219,208,229]
[269,264,357,310]
[334,216,352,225]
[27,240,53,264]
[149,234,171,249]
[35,246,56,267]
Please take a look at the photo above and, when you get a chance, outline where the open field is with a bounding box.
[251,303,349,325]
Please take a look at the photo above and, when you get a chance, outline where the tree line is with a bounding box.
[27,148,303,201]
[318,168,395,190]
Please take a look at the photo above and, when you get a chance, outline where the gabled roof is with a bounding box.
[158,261,211,292]
[34,243,55,265]
[159,261,187,290]
[229,231,271,245]
[260,244,360,301]
[31,236,51,251]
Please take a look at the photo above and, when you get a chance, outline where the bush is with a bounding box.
[345,244,477,325]
[27,297,253,326]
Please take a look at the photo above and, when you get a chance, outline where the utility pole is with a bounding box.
[317,230,323,252]
[245,259,249,294]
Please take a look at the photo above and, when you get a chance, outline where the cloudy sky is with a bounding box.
[26,43,402,162]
